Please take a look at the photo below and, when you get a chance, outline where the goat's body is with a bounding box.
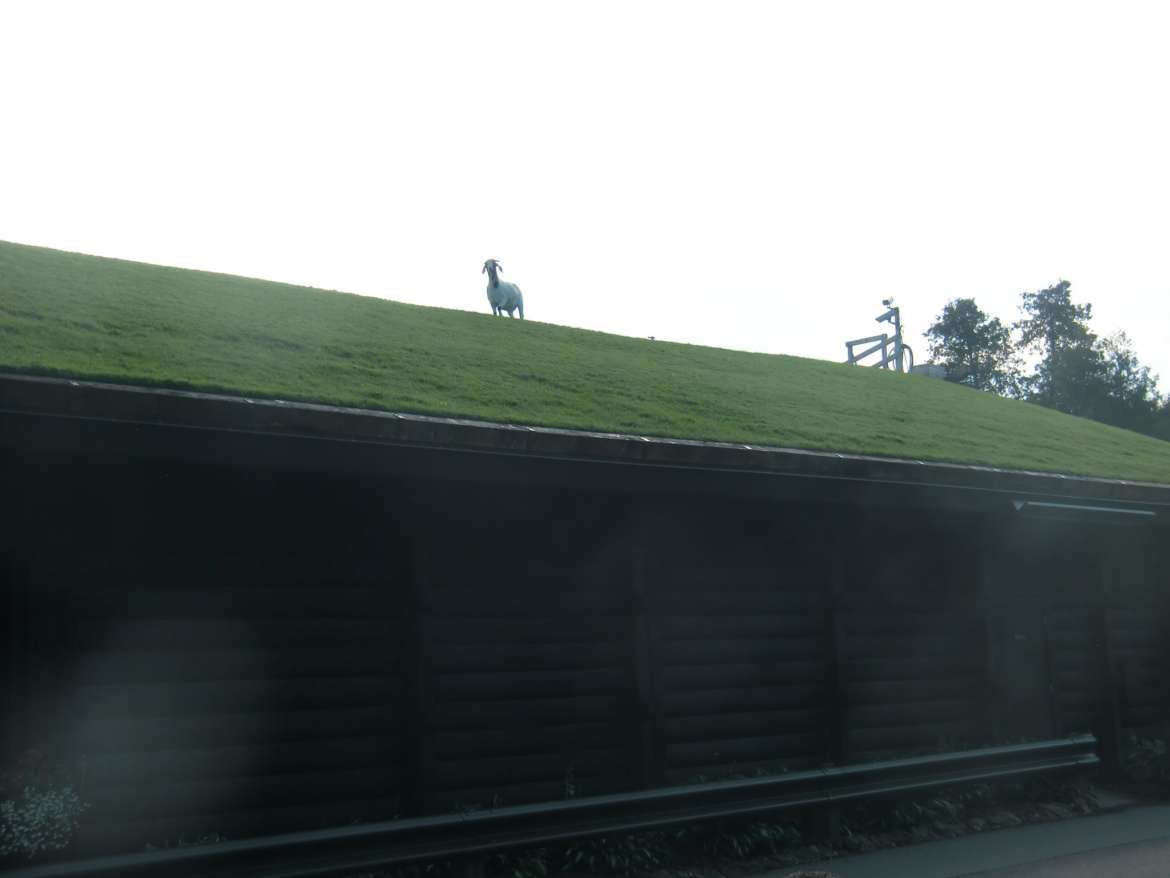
[486,280,524,319]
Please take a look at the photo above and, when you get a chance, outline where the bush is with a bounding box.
[0,784,88,859]
[489,848,549,878]
[560,833,670,876]
[0,750,89,861]
[1122,735,1170,786]
[673,818,802,860]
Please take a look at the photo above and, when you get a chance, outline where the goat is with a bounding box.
[482,259,524,319]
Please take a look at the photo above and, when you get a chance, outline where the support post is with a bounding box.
[1092,600,1123,771]
[823,544,848,767]
[974,560,997,746]
[629,503,664,789]
[892,307,904,372]
[1041,610,1063,737]
[402,530,438,816]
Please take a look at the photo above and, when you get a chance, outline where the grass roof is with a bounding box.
[2,240,1168,483]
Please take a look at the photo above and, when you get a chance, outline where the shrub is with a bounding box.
[1122,735,1170,786]
[711,820,801,858]
[673,818,802,860]
[560,832,670,876]
[0,784,88,859]
[489,847,549,878]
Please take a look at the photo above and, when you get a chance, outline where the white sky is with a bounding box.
[3,1,1169,386]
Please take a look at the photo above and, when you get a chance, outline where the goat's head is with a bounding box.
[482,259,502,288]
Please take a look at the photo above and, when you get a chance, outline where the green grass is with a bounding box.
[2,239,1169,483]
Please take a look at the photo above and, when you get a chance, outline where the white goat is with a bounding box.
[482,259,524,319]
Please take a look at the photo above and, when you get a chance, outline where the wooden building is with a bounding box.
[2,374,1167,855]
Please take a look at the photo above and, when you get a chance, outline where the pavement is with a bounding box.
[768,804,1170,878]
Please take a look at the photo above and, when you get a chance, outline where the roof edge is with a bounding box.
[2,372,1168,506]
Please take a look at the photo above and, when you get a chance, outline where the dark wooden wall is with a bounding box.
[642,501,829,784]
[2,451,411,852]
[836,516,986,761]
[2,443,1166,856]
[1105,529,1168,735]
[415,487,634,812]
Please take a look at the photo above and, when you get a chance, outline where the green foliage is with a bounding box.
[843,786,988,836]
[0,750,89,861]
[1010,280,1159,429]
[1015,280,1095,359]
[1014,279,1101,414]
[560,833,670,876]
[361,858,455,878]
[925,282,1168,441]
[0,785,88,859]
[3,240,1170,482]
[1122,735,1170,786]
[1090,332,1164,433]
[841,777,1097,841]
[1154,405,1170,442]
[677,819,802,860]
[1013,282,1164,433]
[489,848,549,878]
[270,775,1099,878]
[854,793,967,835]
[926,298,1019,395]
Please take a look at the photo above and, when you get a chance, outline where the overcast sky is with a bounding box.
[4,1,1169,386]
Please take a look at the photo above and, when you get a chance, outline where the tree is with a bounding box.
[1090,332,1163,433]
[1152,399,1170,442]
[925,298,1019,394]
[1015,280,1095,354]
[1013,281,1165,435]
[1014,280,1098,412]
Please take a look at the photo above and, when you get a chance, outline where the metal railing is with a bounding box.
[8,736,1098,878]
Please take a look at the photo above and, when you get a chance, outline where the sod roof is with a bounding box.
[2,240,1168,484]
